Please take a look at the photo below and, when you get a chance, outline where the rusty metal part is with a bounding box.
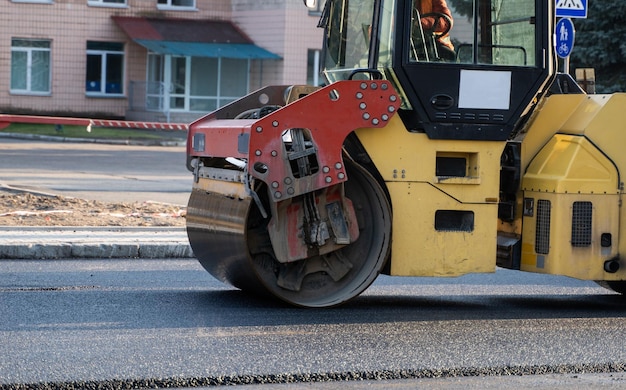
[186,159,392,307]
[267,183,360,263]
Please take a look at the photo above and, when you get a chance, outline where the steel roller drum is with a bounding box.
[186,184,268,294]
[186,160,392,307]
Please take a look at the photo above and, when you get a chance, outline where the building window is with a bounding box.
[307,0,323,16]
[88,0,127,7]
[147,54,248,113]
[157,0,195,9]
[86,41,124,96]
[11,39,51,95]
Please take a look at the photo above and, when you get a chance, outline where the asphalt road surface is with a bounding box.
[1,259,626,389]
[2,137,626,388]
[0,138,191,205]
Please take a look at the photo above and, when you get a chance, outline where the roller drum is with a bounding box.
[186,186,266,294]
[186,160,392,307]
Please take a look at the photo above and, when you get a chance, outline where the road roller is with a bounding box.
[185,0,626,307]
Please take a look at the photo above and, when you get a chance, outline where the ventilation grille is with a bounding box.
[571,201,593,247]
[434,112,505,122]
[535,200,551,254]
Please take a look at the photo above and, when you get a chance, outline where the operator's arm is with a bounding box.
[420,0,453,32]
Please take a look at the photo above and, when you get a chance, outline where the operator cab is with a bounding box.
[319,0,556,140]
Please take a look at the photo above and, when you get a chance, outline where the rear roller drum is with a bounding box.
[248,159,392,307]
[187,159,391,307]
[187,182,267,295]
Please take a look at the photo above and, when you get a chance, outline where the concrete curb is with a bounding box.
[0,227,194,260]
[0,242,194,260]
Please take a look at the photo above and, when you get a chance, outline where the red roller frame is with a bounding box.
[188,80,400,201]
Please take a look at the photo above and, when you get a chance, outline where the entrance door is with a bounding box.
[169,56,188,110]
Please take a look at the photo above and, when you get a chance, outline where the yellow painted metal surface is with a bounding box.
[355,116,504,202]
[355,116,503,277]
[386,182,497,276]
[520,192,621,280]
[523,134,619,195]
[355,92,626,280]
[521,93,626,175]
[193,176,249,200]
[499,94,592,238]
[515,94,587,171]
[519,93,626,281]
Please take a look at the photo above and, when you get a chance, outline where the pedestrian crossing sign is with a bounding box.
[556,0,588,18]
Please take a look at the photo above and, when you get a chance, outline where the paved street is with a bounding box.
[1,259,626,388]
[1,137,626,389]
[0,138,191,205]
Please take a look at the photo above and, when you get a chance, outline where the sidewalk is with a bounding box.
[0,226,194,260]
[1,132,195,260]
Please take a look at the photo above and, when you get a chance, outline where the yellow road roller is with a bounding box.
[185,0,626,307]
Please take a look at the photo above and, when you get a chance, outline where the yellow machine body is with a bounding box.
[354,93,626,281]
[517,93,626,280]
[356,116,504,277]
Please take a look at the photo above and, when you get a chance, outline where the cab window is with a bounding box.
[410,0,537,66]
[324,0,375,82]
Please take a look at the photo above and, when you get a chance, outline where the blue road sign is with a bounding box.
[556,18,575,58]
[556,0,588,19]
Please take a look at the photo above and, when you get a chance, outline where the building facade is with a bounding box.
[1,0,323,123]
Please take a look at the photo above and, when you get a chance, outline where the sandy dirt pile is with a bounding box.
[0,191,186,227]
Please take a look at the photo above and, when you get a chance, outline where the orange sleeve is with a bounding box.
[420,0,453,31]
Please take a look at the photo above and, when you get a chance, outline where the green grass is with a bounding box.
[1,123,171,140]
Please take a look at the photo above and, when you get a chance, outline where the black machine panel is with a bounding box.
[390,0,555,140]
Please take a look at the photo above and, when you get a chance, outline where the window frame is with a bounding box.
[10,0,53,4]
[156,0,196,11]
[307,49,322,86]
[87,0,128,8]
[85,41,125,97]
[10,38,52,96]
[146,54,249,113]
[308,1,323,16]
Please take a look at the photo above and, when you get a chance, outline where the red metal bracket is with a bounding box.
[189,80,400,201]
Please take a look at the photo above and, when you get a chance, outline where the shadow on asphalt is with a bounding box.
[4,287,625,332]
